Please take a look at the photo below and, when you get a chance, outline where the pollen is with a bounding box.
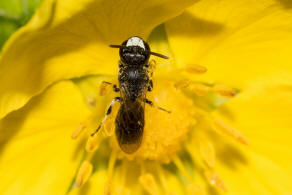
[108,79,196,162]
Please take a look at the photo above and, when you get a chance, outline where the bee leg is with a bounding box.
[148,80,153,92]
[100,81,120,95]
[143,98,171,113]
[113,84,120,92]
[91,97,121,137]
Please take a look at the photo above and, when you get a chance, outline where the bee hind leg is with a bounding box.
[91,97,121,137]
[143,98,171,113]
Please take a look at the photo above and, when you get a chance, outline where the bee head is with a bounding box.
[110,36,168,65]
[118,36,150,65]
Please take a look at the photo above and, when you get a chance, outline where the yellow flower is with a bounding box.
[1,0,292,194]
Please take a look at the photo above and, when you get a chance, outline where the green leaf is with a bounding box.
[0,0,43,50]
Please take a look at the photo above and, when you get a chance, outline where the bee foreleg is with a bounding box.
[143,98,171,113]
[113,84,120,92]
[91,97,121,137]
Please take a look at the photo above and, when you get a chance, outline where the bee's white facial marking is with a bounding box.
[126,37,145,49]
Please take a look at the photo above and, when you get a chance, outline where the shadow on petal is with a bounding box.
[216,143,248,170]
[276,0,292,9]
[0,111,27,156]
[207,131,248,170]
[166,11,225,38]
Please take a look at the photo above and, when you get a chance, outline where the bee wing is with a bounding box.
[115,97,145,154]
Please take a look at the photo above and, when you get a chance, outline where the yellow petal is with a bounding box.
[212,84,292,193]
[0,0,198,119]
[147,24,176,76]
[73,75,115,110]
[165,0,292,89]
[216,144,292,195]
[0,81,90,195]
[69,170,108,195]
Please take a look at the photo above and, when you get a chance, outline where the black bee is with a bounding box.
[91,36,170,154]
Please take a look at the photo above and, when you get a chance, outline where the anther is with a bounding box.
[72,110,101,140]
[212,84,237,97]
[184,64,207,74]
[99,81,112,96]
[86,97,96,108]
[189,83,210,96]
[71,123,86,139]
[175,80,210,96]
[212,118,249,145]
[174,79,191,89]
[86,133,102,152]
[75,160,93,187]
[199,140,215,168]
[204,169,227,192]
[139,173,159,195]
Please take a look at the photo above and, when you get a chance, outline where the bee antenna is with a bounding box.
[109,45,127,49]
[150,51,169,59]
[110,45,169,59]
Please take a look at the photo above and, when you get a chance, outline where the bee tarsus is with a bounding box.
[143,98,171,113]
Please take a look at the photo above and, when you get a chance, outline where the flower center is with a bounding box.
[72,65,249,192]
[108,79,196,162]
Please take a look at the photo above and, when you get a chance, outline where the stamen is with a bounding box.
[139,173,159,195]
[156,165,169,194]
[72,109,102,139]
[86,132,103,152]
[172,152,206,195]
[187,183,206,195]
[172,155,192,182]
[204,169,227,192]
[189,83,210,96]
[175,79,210,96]
[99,81,112,96]
[212,118,249,145]
[115,186,130,195]
[108,151,117,178]
[212,84,237,97]
[104,151,117,195]
[174,79,191,89]
[71,123,86,139]
[120,160,128,188]
[75,160,93,187]
[104,180,113,195]
[86,97,96,108]
[199,139,215,168]
[184,64,207,74]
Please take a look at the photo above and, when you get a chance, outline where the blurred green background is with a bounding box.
[0,0,43,50]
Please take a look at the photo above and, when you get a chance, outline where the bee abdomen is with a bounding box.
[115,102,144,154]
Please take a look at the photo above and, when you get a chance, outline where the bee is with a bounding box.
[91,36,170,154]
